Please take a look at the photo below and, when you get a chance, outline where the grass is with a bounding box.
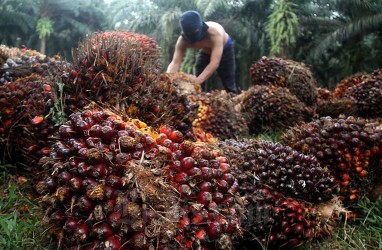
[0,166,381,250]
[0,171,56,250]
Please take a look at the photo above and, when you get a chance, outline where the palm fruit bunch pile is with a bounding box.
[0,73,64,170]
[0,44,68,84]
[36,107,242,249]
[344,71,382,118]
[64,31,161,117]
[190,90,249,140]
[249,56,318,106]
[281,115,382,205]
[217,138,344,249]
[238,85,313,134]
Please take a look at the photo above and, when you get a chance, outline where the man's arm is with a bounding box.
[166,36,187,73]
[195,33,224,83]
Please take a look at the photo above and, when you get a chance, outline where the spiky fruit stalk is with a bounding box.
[36,107,242,249]
[281,115,382,204]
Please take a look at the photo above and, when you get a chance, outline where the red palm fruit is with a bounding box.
[178,216,191,230]
[91,223,114,240]
[103,236,122,250]
[31,116,44,126]
[180,157,195,171]
[169,130,183,143]
[197,191,212,206]
[206,222,222,239]
[63,218,78,233]
[198,181,213,192]
[174,172,189,184]
[195,229,207,241]
[177,184,192,197]
[74,223,90,243]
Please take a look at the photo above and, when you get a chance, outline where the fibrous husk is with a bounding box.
[160,72,202,95]
[190,90,249,140]
[249,56,318,106]
[238,85,314,134]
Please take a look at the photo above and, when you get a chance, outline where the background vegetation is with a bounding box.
[1,0,381,90]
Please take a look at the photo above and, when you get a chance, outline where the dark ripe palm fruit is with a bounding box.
[218,138,336,203]
[238,85,313,134]
[345,73,382,118]
[249,56,318,106]
[239,188,345,249]
[190,90,249,140]
[251,141,337,202]
[281,115,382,204]
[36,107,242,249]
[0,44,70,83]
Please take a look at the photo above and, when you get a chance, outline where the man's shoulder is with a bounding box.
[205,22,226,37]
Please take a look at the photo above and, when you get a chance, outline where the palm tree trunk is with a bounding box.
[40,36,46,54]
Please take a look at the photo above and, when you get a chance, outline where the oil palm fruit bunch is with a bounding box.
[36,107,242,249]
[281,115,382,204]
[241,188,344,249]
[217,139,344,249]
[345,72,382,118]
[64,31,161,120]
[315,96,356,118]
[314,73,371,118]
[332,72,371,99]
[219,139,337,203]
[249,56,318,106]
[0,74,62,171]
[190,90,249,140]
[238,85,313,134]
[0,45,68,85]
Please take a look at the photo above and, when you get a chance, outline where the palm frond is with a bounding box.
[312,12,382,57]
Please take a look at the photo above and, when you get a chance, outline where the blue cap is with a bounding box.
[179,11,209,44]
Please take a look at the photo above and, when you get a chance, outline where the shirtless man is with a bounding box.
[166,10,238,93]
